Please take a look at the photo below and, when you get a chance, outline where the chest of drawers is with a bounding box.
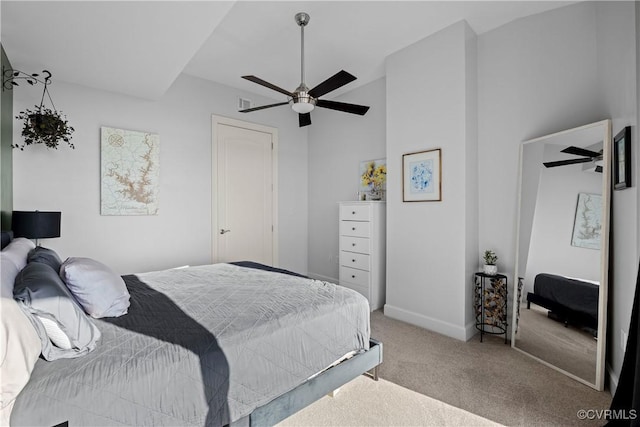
[338,201,386,311]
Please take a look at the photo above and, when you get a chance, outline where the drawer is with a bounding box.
[340,204,371,221]
[340,251,370,271]
[339,265,370,289]
[340,236,371,254]
[339,220,371,238]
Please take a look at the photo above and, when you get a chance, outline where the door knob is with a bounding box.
[220,229,231,234]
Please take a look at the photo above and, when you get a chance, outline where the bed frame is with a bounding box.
[45,342,382,427]
[234,339,382,427]
[526,292,598,331]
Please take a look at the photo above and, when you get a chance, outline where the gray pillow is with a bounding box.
[13,262,101,361]
[27,246,63,272]
[59,257,130,318]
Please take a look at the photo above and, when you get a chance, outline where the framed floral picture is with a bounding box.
[403,148,441,202]
[360,159,387,200]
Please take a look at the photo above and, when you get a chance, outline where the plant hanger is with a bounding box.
[3,67,75,150]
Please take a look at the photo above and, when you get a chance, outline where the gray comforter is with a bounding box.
[11,263,370,426]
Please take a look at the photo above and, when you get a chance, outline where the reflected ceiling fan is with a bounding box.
[543,146,604,173]
[239,12,370,127]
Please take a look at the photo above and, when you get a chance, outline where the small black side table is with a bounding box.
[474,272,508,343]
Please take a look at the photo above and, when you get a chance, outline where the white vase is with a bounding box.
[483,264,498,275]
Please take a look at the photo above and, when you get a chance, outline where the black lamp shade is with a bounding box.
[12,211,61,239]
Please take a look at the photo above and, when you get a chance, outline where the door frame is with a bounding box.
[211,115,279,265]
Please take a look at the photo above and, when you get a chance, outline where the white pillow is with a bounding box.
[0,241,43,423]
[1,238,35,271]
[0,254,19,299]
[0,295,42,424]
[37,316,72,350]
[59,257,130,318]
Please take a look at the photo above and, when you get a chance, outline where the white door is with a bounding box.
[212,116,278,265]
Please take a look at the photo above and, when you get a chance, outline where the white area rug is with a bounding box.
[277,376,502,426]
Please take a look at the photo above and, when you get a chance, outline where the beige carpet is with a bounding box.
[278,376,501,427]
[371,310,610,426]
[280,310,613,426]
[515,305,596,383]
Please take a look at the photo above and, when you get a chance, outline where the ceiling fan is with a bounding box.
[238,12,370,127]
[543,146,604,172]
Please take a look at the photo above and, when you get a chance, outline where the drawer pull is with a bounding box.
[352,243,356,247]
[352,211,356,215]
[352,275,356,279]
[352,227,356,231]
[352,259,356,262]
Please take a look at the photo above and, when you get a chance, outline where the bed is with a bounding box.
[526,273,599,331]
[1,232,382,427]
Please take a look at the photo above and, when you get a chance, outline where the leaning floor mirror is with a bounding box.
[512,119,611,391]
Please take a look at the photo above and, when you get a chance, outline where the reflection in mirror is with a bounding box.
[512,120,611,391]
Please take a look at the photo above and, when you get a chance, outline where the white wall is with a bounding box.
[12,74,309,275]
[307,77,386,282]
[594,1,638,392]
[478,2,603,285]
[385,21,478,340]
[478,1,637,389]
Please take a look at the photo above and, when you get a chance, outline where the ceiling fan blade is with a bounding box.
[316,99,370,115]
[242,75,293,97]
[239,102,288,113]
[308,70,357,98]
[561,146,602,158]
[543,157,594,168]
[299,113,312,127]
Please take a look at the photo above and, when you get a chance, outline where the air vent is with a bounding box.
[238,97,252,110]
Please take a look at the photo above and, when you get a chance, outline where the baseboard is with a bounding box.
[465,321,478,341]
[384,304,469,341]
[607,363,619,395]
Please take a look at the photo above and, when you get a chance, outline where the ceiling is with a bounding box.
[1,1,575,101]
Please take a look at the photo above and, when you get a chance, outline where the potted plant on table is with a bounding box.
[482,250,498,275]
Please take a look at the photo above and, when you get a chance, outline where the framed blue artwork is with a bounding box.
[402,148,441,202]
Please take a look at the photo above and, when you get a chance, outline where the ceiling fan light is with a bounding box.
[291,102,315,114]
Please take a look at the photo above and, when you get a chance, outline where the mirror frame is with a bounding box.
[511,119,611,391]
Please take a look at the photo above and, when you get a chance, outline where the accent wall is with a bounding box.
[1,44,12,230]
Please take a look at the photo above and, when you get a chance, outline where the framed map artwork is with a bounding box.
[570,192,602,250]
[100,127,160,215]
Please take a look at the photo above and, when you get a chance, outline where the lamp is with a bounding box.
[12,211,61,246]
[290,99,315,114]
[289,85,316,114]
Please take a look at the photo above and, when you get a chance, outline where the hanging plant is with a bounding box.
[4,69,75,150]
[14,106,74,150]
